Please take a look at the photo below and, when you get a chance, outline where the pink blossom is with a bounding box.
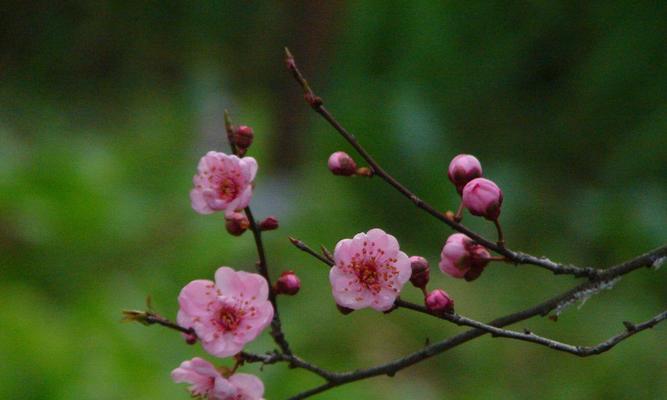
[330,228,411,311]
[191,151,258,217]
[462,177,503,220]
[439,233,491,281]
[177,267,274,358]
[447,154,483,194]
[171,357,265,400]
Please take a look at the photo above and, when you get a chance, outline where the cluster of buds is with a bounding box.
[408,255,455,314]
[447,154,503,223]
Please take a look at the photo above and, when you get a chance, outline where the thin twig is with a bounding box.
[284,47,602,279]
[245,206,292,355]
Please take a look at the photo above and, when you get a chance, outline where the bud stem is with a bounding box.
[493,219,505,247]
[454,202,464,222]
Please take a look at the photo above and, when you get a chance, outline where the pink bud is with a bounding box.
[425,289,454,314]
[448,154,483,194]
[225,212,249,236]
[275,271,301,296]
[409,256,430,289]
[234,125,254,150]
[259,216,279,231]
[462,177,503,220]
[439,233,491,281]
[327,151,357,176]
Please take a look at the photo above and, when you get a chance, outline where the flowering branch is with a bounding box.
[284,47,602,280]
[124,49,666,400]
[224,110,292,356]
[286,236,666,398]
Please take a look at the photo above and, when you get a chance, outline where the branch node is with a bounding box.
[623,321,637,332]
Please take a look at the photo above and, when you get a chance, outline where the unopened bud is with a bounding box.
[225,212,249,236]
[275,271,301,296]
[439,233,491,281]
[448,154,483,194]
[234,125,254,150]
[259,216,279,231]
[328,151,357,176]
[409,256,430,289]
[336,304,354,315]
[425,289,454,314]
[462,178,503,221]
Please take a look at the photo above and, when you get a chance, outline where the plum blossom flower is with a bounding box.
[177,267,273,358]
[330,228,411,311]
[439,233,491,281]
[171,357,265,400]
[191,151,258,217]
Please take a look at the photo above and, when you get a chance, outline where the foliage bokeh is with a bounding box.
[1,2,666,399]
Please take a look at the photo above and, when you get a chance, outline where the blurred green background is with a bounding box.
[1,2,666,399]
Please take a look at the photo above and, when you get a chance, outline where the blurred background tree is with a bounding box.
[1,2,665,399]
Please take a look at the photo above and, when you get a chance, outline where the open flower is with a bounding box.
[177,267,273,358]
[171,357,265,400]
[439,233,491,281]
[330,228,411,311]
[191,151,258,217]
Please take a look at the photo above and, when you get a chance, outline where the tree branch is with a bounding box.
[284,47,604,279]
[287,236,666,398]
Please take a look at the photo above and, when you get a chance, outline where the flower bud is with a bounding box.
[439,233,491,281]
[448,154,483,194]
[462,177,503,221]
[425,289,454,314]
[327,151,357,176]
[408,256,430,289]
[225,212,249,236]
[234,125,254,150]
[259,216,279,231]
[274,271,301,296]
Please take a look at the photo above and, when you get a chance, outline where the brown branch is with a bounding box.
[245,206,292,355]
[395,299,667,357]
[121,310,194,336]
[287,236,666,398]
[284,47,603,279]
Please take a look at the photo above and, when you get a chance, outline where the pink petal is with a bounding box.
[229,373,265,399]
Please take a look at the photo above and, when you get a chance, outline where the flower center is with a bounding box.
[352,260,382,292]
[215,305,242,332]
[218,178,239,201]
